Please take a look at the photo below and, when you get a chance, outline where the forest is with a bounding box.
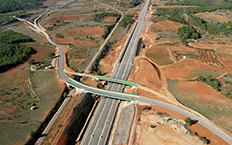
[0,0,46,14]
[119,14,134,28]
[0,30,33,72]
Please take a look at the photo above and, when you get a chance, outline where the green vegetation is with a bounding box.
[184,117,193,126]
[25,87,69,145]
[119,14,134,28]
[0,15,18,25]
[93,12,120,22]
[0,0,46,14]
[150,124,155,128]
[0,30,33,72]
[90,43,112,73]
[102,23,115,39]
[183,124,210,144]
[166,0,216,6]
[192,75,220,91]
[55,33,65,38]
[129,0,143,7]
[177,26,201,45]
[63,94,95,140]
[167,79,232,133]
[48,52,55,58]
[155,8,188,25]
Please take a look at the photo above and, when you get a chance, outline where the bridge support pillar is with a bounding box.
[66,82,70,88]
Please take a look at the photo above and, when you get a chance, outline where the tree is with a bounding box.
[48,52,55,57]
[185,117,193,126]
[30,131,35,138]
[55,33,64,38]
[97,70,101,75]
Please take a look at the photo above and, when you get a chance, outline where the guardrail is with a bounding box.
[68,77,136,101]
[95,75,140,86]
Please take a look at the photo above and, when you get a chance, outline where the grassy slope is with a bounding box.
[0,70,62,145]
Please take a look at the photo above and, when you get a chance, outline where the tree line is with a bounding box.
[0,30,33,72]
[0,0,47,14]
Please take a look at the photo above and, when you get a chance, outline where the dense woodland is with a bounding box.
[119,14,134,28]
[0,30,33,72]
[0,0,46,14]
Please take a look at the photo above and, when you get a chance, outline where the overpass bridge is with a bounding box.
[95,75,140,87]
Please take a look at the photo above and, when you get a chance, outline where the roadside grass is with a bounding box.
[147,44,174,66]
[189,70,222,78]
[167,79,232,133]
[67,45,102,72]
[0,70,62,145]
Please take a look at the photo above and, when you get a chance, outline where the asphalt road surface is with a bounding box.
[14,0,232,144]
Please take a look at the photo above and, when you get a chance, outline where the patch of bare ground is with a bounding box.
[99,35,128,74]
[217,52,232,73]
[146,44,173,66]
[64,27,104,38]
[134,105,206,145]
[162,59,224,80]
[61,45,75,76]
[193,12,229,23]
[81,77,98,87]
[128,57,166,95]
[151,20,184,31]
[188,41,232,51]
[52,38,98,46]
[103,16,117,22]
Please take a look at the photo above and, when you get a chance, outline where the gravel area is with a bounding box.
[112,103,135,145]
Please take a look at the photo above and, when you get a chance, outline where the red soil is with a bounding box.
[128,57,166,94]
[18,23,34,29]
[175,81,231,102]
[162,59,223,80]
[52,38,98,46]
[151,20,184,31]
[193,12,229,23]
[217,53,232,73]
[64,27,104,38]
[103,16,117,22]
[170,44,195,52]
[99,35,128,74]
[188,42,230,50]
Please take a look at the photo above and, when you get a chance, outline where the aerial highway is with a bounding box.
[80,0,151,144]
[14,0,232,144]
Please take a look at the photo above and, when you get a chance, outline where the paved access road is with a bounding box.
[15,0,232,144]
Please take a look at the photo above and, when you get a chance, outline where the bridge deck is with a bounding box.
[95,75,140,86]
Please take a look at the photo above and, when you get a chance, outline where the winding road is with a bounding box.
[14,0,232,144]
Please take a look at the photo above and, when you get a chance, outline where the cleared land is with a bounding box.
[147,44,173,66]
[151,20,184,31]
[64,27,104,38]
[193,12,230,24]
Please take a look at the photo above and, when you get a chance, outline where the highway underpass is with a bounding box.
[16,0,232,144]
